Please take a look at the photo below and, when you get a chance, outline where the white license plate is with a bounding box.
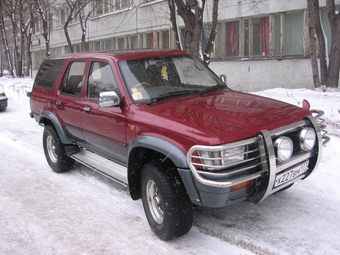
[274,160,309,188]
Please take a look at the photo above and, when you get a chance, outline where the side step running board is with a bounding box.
[71,149,128,186]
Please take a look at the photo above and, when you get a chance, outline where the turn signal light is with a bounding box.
[230,180,252,192]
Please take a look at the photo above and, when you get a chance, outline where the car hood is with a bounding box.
[135,89,310,145]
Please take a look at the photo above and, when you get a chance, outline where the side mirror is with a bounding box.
[99,91,121,107]
[220,74,227,84]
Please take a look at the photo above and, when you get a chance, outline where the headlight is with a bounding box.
[274,136,293,162]
[199,146,245,170]
[221,146,245,165]
[199,151,220,168]
[300,128,316,151]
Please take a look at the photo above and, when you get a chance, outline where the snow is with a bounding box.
[0,76,340,255]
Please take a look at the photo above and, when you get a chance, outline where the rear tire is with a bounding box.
[43,125,74,173]
[141,161,193,240]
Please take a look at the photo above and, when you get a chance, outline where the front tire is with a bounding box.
[141,161,193,240]
[43,125,74,173]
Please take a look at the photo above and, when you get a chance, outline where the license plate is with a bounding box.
[274,160,309,188]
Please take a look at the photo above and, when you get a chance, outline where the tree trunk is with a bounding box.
[312,0,328,87]
[26,0,34,76]
[168,0,181,50]
[0,0,14,76]
[64,0,92,53]
[203,0,219,65]
[326,0,340,89]
[175,0,205,57]
[79,3,95,52]
[64,19,74,53]
[307,0,321,88]
[35,0,52,57]
[19,3,24,77]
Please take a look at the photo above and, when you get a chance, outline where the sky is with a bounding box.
[0,76,339,255]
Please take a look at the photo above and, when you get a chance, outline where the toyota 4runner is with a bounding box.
[29,49,329,240]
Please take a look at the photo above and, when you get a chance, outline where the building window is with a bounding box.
[226,21,239,57]
[129,35,139,49]
[160,30,170,49]
[96,0,111,15]
[116,0,130,10]
[214,11,305,59]
[60,9,65,26]
[93,41,101,51]
[105,39,112,50]
[74,44,81,52]
[117,37,125,49]
[284,12,304,55]
[253,17,269,56]
[34,20,41,34]
[146,33,154,48]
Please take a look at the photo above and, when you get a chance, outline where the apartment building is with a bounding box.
[31,0,340,91]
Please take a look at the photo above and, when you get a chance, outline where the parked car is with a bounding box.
[0,86,8,111]
[29,49,329,240]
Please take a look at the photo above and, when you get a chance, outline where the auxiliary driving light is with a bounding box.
[300,128,316,151]
[274,136,293,162]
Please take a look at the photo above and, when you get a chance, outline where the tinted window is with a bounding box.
[60,61,86,96]
[35,59,65,88]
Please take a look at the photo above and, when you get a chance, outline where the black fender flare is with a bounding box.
[127,135,189,200]
[39,110,73,145]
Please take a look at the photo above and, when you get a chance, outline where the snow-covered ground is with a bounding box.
[0,77,339,255]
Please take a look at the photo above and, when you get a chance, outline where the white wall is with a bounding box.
[209,58,315,92]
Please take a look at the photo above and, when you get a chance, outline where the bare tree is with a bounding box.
[79,1,97,52]
[35,0,58,57]
[1,0,22,76]
[168,0,219,64]
[168,0,183,50]
[22,0,35,76]
[308,0,321,88]
[325,0,340,89]
[63,0,92,53]
[308,0,340,90]
[0,0,14,75]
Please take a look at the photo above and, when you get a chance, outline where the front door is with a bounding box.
[80,61,127,165]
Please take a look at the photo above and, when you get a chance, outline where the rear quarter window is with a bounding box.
[35,59,65,88]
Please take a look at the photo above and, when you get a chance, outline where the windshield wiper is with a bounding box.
[199,84,227,95]
[147,90,198,105]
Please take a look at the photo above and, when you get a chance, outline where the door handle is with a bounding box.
[56,101,61,106]
[83,106,91,113]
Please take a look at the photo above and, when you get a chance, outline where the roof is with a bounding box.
[48,49,189,61]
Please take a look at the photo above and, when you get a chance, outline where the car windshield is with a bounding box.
[118,55,226,103]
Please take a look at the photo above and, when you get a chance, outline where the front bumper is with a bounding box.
[183,110,329,208]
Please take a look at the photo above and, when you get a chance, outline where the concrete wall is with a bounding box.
[209,58,315,92]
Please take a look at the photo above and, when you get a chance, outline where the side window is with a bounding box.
[35,59,65,88]
[60,61,86,96]
[87,61,117,100]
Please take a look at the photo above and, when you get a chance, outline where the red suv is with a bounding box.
[29,49,329,240]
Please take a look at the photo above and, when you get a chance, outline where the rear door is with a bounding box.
[55,60,86,142]
[80,60,127,165]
